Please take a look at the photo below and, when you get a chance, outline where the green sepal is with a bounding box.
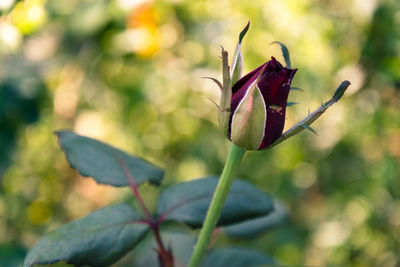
[218,47,232,137]
[230,21,250,85]
[202,76,223,91]
[269,80,351,148]
[231,66,267,150]
[333,81,351,102]
[290,86,303,91]
[219,22,251,137]
[287,102,298,107]
[271,41,291,68]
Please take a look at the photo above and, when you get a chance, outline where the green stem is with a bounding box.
[188,143,246,267]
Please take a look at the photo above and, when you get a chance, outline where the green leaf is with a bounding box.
[24,204,150,267]
[56,131,164,187]
[271,41,291,68]
[202,248,276,267]
[224,200,288,238]
[230,21,250,85]
[118,230,196,267]
[231,74,267,150]
[157,176,273,228]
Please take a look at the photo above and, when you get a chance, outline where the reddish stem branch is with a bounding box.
[152,224,174,267]
[116,154,153,221]
[115,154,174,267]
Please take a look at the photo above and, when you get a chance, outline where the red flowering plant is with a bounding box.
[24,22,349,267]
[191,22,350,266]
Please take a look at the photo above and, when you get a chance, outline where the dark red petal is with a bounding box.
[265,56,284,72]
[258,107,286,149]
[257,62,297,149]
[228,56,297,146]
[258,58,297,107]
[228,63,266,139]
[230,63,266,114]
[232,63,266,94]
[257,82,291,149]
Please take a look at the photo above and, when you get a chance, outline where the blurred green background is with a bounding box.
[0,0,399,266]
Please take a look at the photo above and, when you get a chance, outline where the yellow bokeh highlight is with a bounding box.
[11,0,47,34]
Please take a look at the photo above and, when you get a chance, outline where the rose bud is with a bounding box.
[229,57,297,150]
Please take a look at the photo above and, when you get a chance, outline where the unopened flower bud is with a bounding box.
[229,57,297,150]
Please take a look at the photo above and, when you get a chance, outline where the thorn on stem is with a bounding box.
[290,86,303,91]
[301,124,318,135]
[202,76,223,91]
[206,97,220,109]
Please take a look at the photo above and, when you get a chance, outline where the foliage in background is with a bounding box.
[0,0,399,266]
[23,131,281,266]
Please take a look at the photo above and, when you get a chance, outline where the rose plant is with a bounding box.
[24,22,349,267]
